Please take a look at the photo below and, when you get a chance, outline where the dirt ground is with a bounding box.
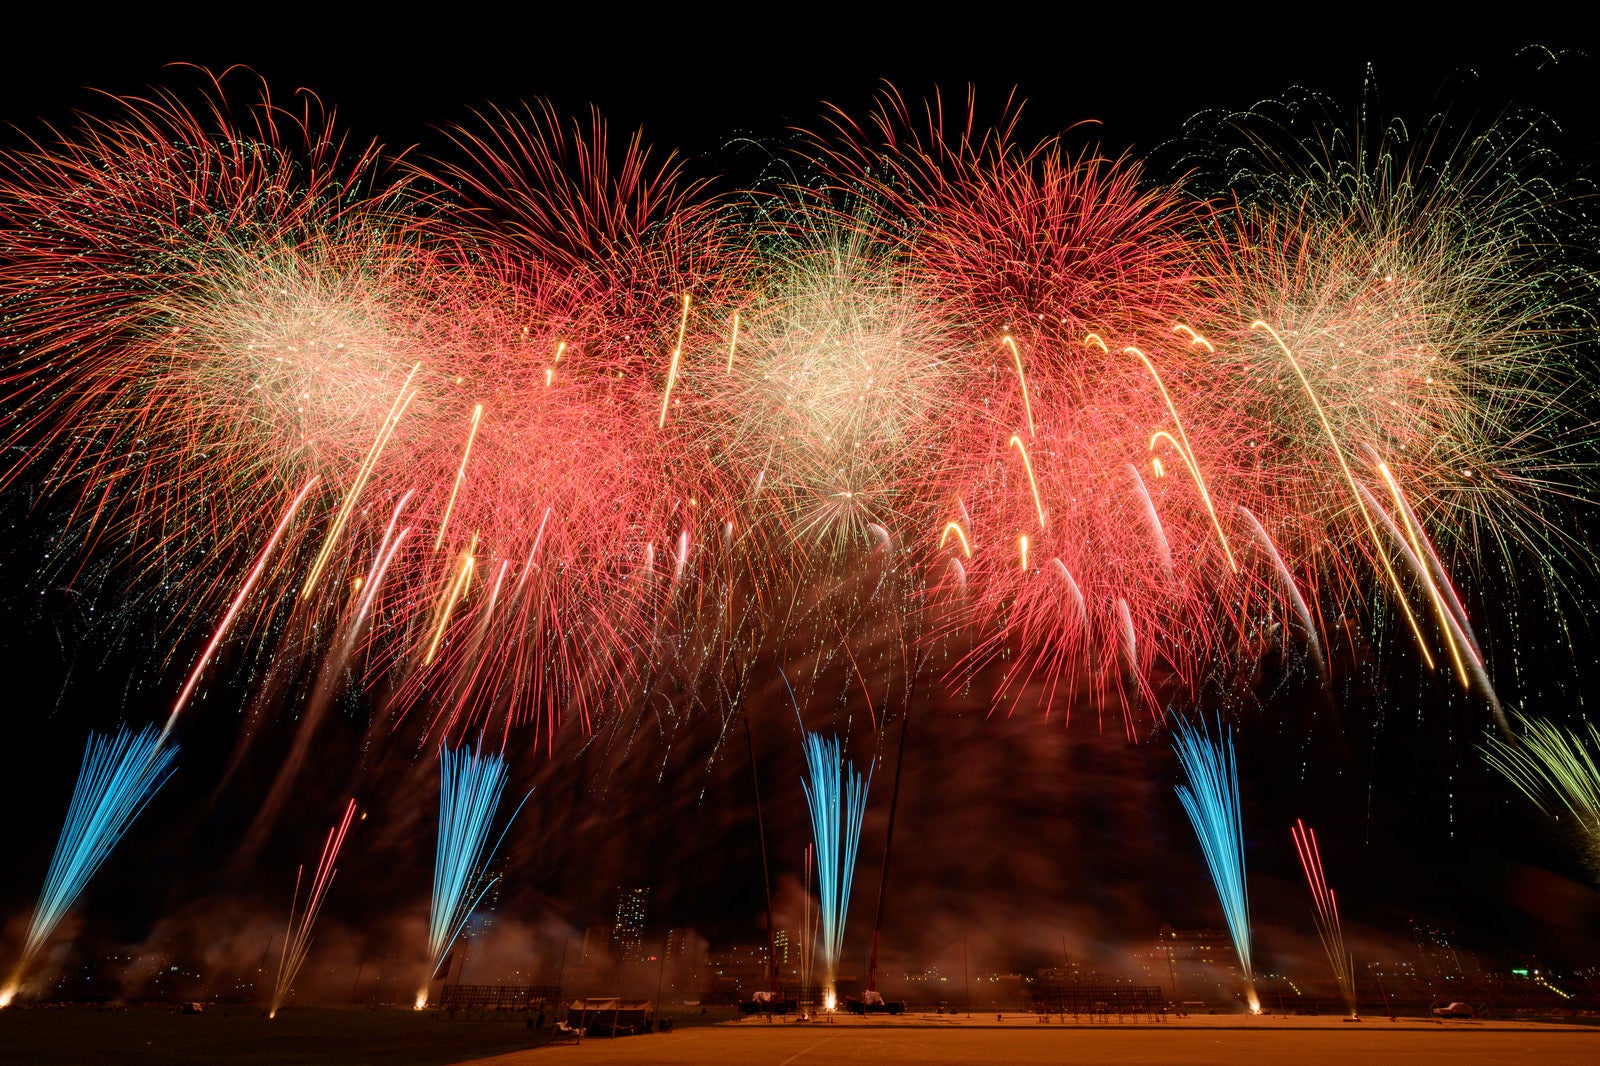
[455,1013,1600,1066]
[2,1007,1594,1066]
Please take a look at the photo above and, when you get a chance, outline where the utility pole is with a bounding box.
[741,703,780,993]
[866,707,910,992]
[963,935,971,1018]
[654,946,668,1030]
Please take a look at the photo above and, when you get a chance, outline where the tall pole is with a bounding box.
[741,703,780,993]
[802,844,813,1013]
[654,947,668,1028]
[963,935,971,1017]
[866,706,910,993]
[350,951,366,1006]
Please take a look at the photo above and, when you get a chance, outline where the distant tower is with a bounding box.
[772,929,792,972]
[664,928,690,962]
[611,886,651,963]
[582,924,612,963]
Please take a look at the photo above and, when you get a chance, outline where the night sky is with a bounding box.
[2,12,1598,1004]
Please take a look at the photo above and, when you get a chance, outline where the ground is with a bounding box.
[2,1008,1595,1066]
[456,1014,1600,1066]
[0,1006,554,1066]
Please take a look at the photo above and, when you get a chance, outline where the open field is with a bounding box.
[457,1014,1600,1066]
[3,1007,1595,1066]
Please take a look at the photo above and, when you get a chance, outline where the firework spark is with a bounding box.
[3,726,178,1007]
[269,799,359,1018]
[420,741,530,1007]
[0,68,1589,818]
[801,733,872,1009]
[1291,818,1357,1018]
[1484,712,1600,872]
[1172,715,1256,1011]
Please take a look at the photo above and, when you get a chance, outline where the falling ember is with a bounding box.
[1250,322,1436,670]
[518,506,553,588]
[1371,457,1470,689]
[1001,334,1036,438]
[435,403,485,551]
[423,535,478,667]
[1239,507,1325,678]
[166,477,320,741]
[1171,322,1215,353]
[659,292,692,428]
[939,520,972,558]
[303,365,421,597]
[1128,346,1236,573]
[1008,435,1047,528]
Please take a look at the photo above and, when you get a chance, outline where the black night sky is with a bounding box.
[1,11,1598,1008]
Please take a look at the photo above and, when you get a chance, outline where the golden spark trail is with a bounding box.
[1082,334,1109,354]
[164,476,320,742]
[727,312,740,372]
[1368,448,1482,661]
[939,521,972,557]
[303,364,421,597]
[1172,323,1216,353]
[1019,533,1030,571]
[1374,459,1471,688]
[1001,335,1036,437]
[545,341,565,387]
[1127,347,1237,572]
[435,403,484,550]
[423,533,478,667]
[659,292,691,428]
[1250,321,1436,670]
[1009,435,1047,528]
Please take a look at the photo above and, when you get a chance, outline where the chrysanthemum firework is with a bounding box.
[1174,74,1596,715]
[0,68,436,702]
[798,89,1242,727]
[0,70,1590,762]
